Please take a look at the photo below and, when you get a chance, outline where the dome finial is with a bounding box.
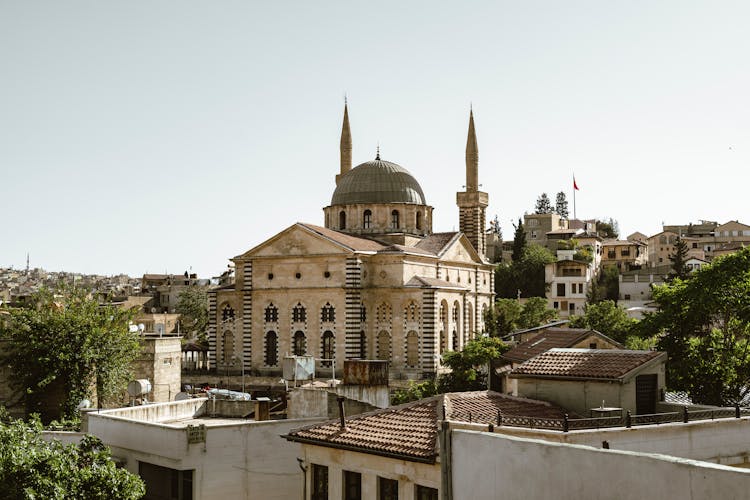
[376,142,380,160]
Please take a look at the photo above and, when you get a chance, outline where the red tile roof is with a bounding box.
[502,328,623,363]
[284,391,571,463]
[510,349,665,380]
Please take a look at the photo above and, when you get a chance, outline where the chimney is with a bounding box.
[255,398,271,421]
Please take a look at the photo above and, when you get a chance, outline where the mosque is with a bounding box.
[208,105,494,380]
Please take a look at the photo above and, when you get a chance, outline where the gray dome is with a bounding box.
[331,159,427,205]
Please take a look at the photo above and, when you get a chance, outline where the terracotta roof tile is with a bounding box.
[502,328,622,363]
[299,223,386,252]
[511,349,664,380]
[284,391,572,462]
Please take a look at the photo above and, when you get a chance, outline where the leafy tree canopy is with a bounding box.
[511,218,526,262]
[0,288,142,421]
[485,297,558,337]
[496,244,555,299]
[644,248,750,405]
[176,287,209,342]
[596,218,619,239]
[438,337,509,393]
[0,410,145,499]
[568,300,636,344]
[534,193,553,214]
[587,265,620,303]
[555,191,569,218]
[668,236,690,281]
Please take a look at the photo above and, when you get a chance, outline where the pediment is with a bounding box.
[439,234,483,264]
[237,223,353,259]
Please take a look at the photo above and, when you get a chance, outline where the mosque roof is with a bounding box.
[331,159,427,206]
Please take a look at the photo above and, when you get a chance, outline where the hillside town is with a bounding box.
[3,102,750,500]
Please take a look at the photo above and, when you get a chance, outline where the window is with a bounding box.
[339,211,346,230]
[322,331,334,365]
[531,230,538,239]
[607,250,616,259]
[391,210,400,229]
[589,342,597,349]
[221,305,235,322]
[692,242,698,249]
[343,471,362,500]
[293,331,306,356]
[557,283,565,297]
[416,485,438,500]
[621,249,630,257]
[358,331,366,358]
[363,210,372,229]
[311,464,328,500]
[378,477,399,500]
[264,304,278,323]
[265,331,278,366]
[416,211,422,230]
[528,218,539,227]
[377,331,391,361]
[569,303,575,312]
[138,462,193,500]
[406,331,418,367]
[321,303,336,322]
[553,301,559,309]
[292,303,306,323]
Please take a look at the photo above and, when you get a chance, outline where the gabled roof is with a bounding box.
[502,328,624,364]
[415,232,460,256]
[510,348,665,381]
[283,391,570,463]
[500,320,570,341]
[405,276,468,290]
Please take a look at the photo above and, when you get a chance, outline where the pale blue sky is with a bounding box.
[1,1,748,278]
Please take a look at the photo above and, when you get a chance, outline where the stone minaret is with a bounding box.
[456,109,489,257]
[337,101,352,185]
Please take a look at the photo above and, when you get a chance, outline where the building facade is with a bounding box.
[208,106,495,379]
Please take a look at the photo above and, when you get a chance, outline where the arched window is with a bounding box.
[405,301,419,323]
[377,331,391,361]
[416,211,422,230]
[358,331,366,359]
[321,331,334,366]
[363,209,372,229]
[292,303,306,323]
[221,305,235,322]
[222,331,234,361]
[376,302,391,324]
[321,303,335,322]
[265,331,278,366]
[440,330,446,355]
[339,211,346,230]
[452,330,458,351]
[264,303,278,323]
[391,210,400,229]
[406,331,419,367]
[293,331,306,356]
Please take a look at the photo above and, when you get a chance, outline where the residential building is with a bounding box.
[545,251,595,319]
[208,106,495,380]
[601,239,647,271]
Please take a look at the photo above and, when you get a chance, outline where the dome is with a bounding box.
[331,159,427,206]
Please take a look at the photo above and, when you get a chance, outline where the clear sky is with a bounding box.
[1,1,748,278]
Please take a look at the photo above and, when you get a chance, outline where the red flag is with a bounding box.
[573,177,580,191]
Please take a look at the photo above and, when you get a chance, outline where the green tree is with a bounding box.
[491,299,523,335]
[438,337,509,393]
[0,288,142,421]
[175,286,209,342]
[391,380,438,405]
[588,266,620,303]
[668,236,690,281]
[0,411,145,499]
[496,244,555,299]
[534,193,553,214]
[596,218,619,238]
[511,218,526,262]
[554,191,569,218]
[645,248,750,405]
[568,300,636,344]
[518,296,558,330]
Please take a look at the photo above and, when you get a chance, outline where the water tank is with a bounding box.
[127,379,152,398]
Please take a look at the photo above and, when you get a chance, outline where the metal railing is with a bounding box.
[493,405,750,433]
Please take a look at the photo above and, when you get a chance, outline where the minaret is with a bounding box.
[456,109,489,257]
[337,100,352,185]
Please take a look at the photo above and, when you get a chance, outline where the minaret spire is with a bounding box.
[338,99,352,185]
[465,108,479,192]
[457,107,489,258]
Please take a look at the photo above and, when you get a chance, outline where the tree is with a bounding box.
[568,300,636,344]
[644,248,750,405]
[0,288,142,421]
[596,218,619,239]
[587,266,620,303]
[534,193,553,214]
[176,286,209,342]
[0,410,145,499]
[488,214,502,238]
[391,380,438,405]
[438,337,509,393]
[511,218,526,262]
[518,297,558,330]
[491,299,523,335]
[554,192,569,218]
[496,244,555,299]
[668,236,690,281]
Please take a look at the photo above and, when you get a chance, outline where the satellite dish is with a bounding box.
[151,307,157,313]
[128,324,139,333]
[77,399,91,410]
[138,324,145,333]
